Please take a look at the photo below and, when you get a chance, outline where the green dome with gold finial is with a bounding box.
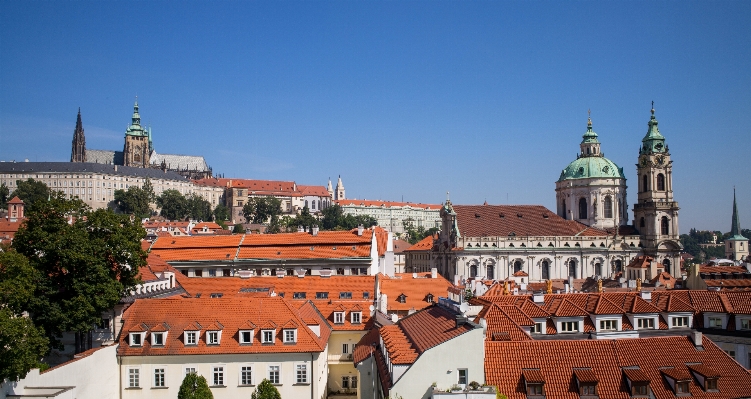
[557,115,626,182]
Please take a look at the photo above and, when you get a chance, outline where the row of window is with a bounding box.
[548,317,686,334]
[127,363,309,388]
[129,328,298,347]
[334,311,362,324]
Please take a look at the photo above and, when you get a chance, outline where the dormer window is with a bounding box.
[207,331,221,345]
[262,329,275,344]
[623,368,650,398]
[293,292,306,299]
[363,291,370,299]
[283,329,297,343]
[339,291,352,299]
[636,318,654,330]
[426,293,434,303]
[152,332,166,346]
[397,294,407,303]
[522,369,545,397]
[316,292,328,299]
[688,364,720,392]
[130,332,144,346]
[671,316,689,328]
[351,312,361,324]
[239,330,254,344]
[631,383,649,397]
[184,331,198,346]
[573,368,598,397]
[334,312,345,324]
[599,320,618,331]
[708,316,723,328]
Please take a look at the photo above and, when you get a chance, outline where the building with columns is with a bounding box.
[410,107,682,283]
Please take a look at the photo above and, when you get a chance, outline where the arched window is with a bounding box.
[661,216,669,235]
[595,263,602,276]
[469,264,478,278]
[312,201,316,210]
[541,260,550,280]
[318,200,321,209]
[657,174,665,191]
[642,175,649,192]
[514,261,523,273]
[578,198,587,220]
[486,264,494,280]
[587,147,590,155]
[305,200,308,208]
[615,259,622,273]
[640,217,645,228]
[569,260,577,278]
[604,196,613,219]
[662,259,671,275]
[561,200,567,219]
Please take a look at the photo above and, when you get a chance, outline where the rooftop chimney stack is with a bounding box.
[431,268,438,279]
[297,225,304,233]
[692,331,703,349]
[357,224,364,236]
[312,225,319,236]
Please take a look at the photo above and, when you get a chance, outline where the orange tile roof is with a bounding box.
[452,205,611,238]
[175,275,376,300]
[399,305,476,354]
[485,336,751,399]
[379,273,455,312]
[118,297,330,356]
[297,185,331,197]
[403,234,436,252]
[293,300,373,331]
[218,178,296,191]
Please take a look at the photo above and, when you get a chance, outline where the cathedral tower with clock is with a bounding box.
[632,105,681,274]
[122,100,151,168]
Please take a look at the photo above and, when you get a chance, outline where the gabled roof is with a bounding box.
[118,297,330,356]
[379,273,455,312]
[452,204,611,238]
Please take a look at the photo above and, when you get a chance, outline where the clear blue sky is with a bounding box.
[1,1,749,232]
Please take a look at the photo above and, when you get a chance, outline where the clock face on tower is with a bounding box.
[657,156,664,165]
[641,158,648,167]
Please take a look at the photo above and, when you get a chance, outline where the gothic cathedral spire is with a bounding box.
[725,188,749,262]
[71,108,86,162]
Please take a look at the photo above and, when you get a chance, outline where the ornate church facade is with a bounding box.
[70,100,213,179]
[417,107,682,283]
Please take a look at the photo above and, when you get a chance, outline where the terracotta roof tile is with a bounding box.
[118,297,330,356]
[453,205,610,238]
[522,369,545,383]
[660,367,692,381]
[335,199,441,210]
[573,368,599,383]
[622,368,650,383]
[379,273,455,311]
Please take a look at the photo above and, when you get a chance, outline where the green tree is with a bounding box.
[141,178,155,203]
[321,204,345,230]
[12,179,51,210]
[157,189,188,220]
[321,204,377,231]
[289,205,318,230]
[114,186,152,219]
[0,251,49,381]
[243,196,283,233]
[186,194,213,221]
[213,203,230,225]
[0,182,9,208]
[251,379,281,399]
[12,194,146,351]
[233,223,245,234]
[402,218,438,244]
[177,373,214,399]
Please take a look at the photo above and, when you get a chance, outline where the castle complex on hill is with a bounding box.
[70,101,213,179]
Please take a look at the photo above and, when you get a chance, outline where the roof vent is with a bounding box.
[499,213,505,218]
[475,213,481,218]
[542,213,549,218]
[517,213,523,218]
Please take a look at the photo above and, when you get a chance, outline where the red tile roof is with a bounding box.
[117,297,330,356]
[379,273,455,312]
[486,336,751,398]
[297,185,331,197]
[452,205,610,237]
[7,196,24,204]
[175,275,376,300]
[403,234,435,252]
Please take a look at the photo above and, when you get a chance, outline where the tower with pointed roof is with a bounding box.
[335,175,345,200]
[555,113,627,231]
[725,189,748,262]
[632,104,681,274]
[123,99,151,168]
[327,178,334,199]
[70,108,86,162]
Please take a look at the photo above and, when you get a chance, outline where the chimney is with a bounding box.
[640,291,652,301]
[312,225,319,236]
[357,224,364,236]
[455,315,468,328]
[692,331,703,349]
[431,268,438,279]
[297,225,304,233]
[532,293,544,303]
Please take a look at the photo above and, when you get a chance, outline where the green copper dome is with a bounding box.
[640,106,667,155]
[558,156,625,182]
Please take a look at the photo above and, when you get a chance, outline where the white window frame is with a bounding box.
[130,332,144,347]
[560,321,580,333]
[239,330,254,344]
[152,332,167,346]
[351,312,362,324]
[127,367,141,388]
[636,317,655,330]
[458,368,468,386]
[262,329,275,344]
[599,319,618,331]
[153,366,167,388]
[708,317,723,328]
[183,365,198,376]
[283,329,297,343]
[268,364,282,385]
[184,331,198,346]
[295,362,309,384]
[334,312,344,324]
[207,330,221,345]
[342,343,349,354]
[741,318,750,330]
[211,365,225,387]
[238,363,254,386]
[671,316,689,328]
[531,322,543,334]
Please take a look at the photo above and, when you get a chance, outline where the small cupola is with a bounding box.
[580,112,602,157]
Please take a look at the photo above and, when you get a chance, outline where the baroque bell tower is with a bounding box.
[70,108,86,163]
[123,99,150,168]
[632,103,681,274]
